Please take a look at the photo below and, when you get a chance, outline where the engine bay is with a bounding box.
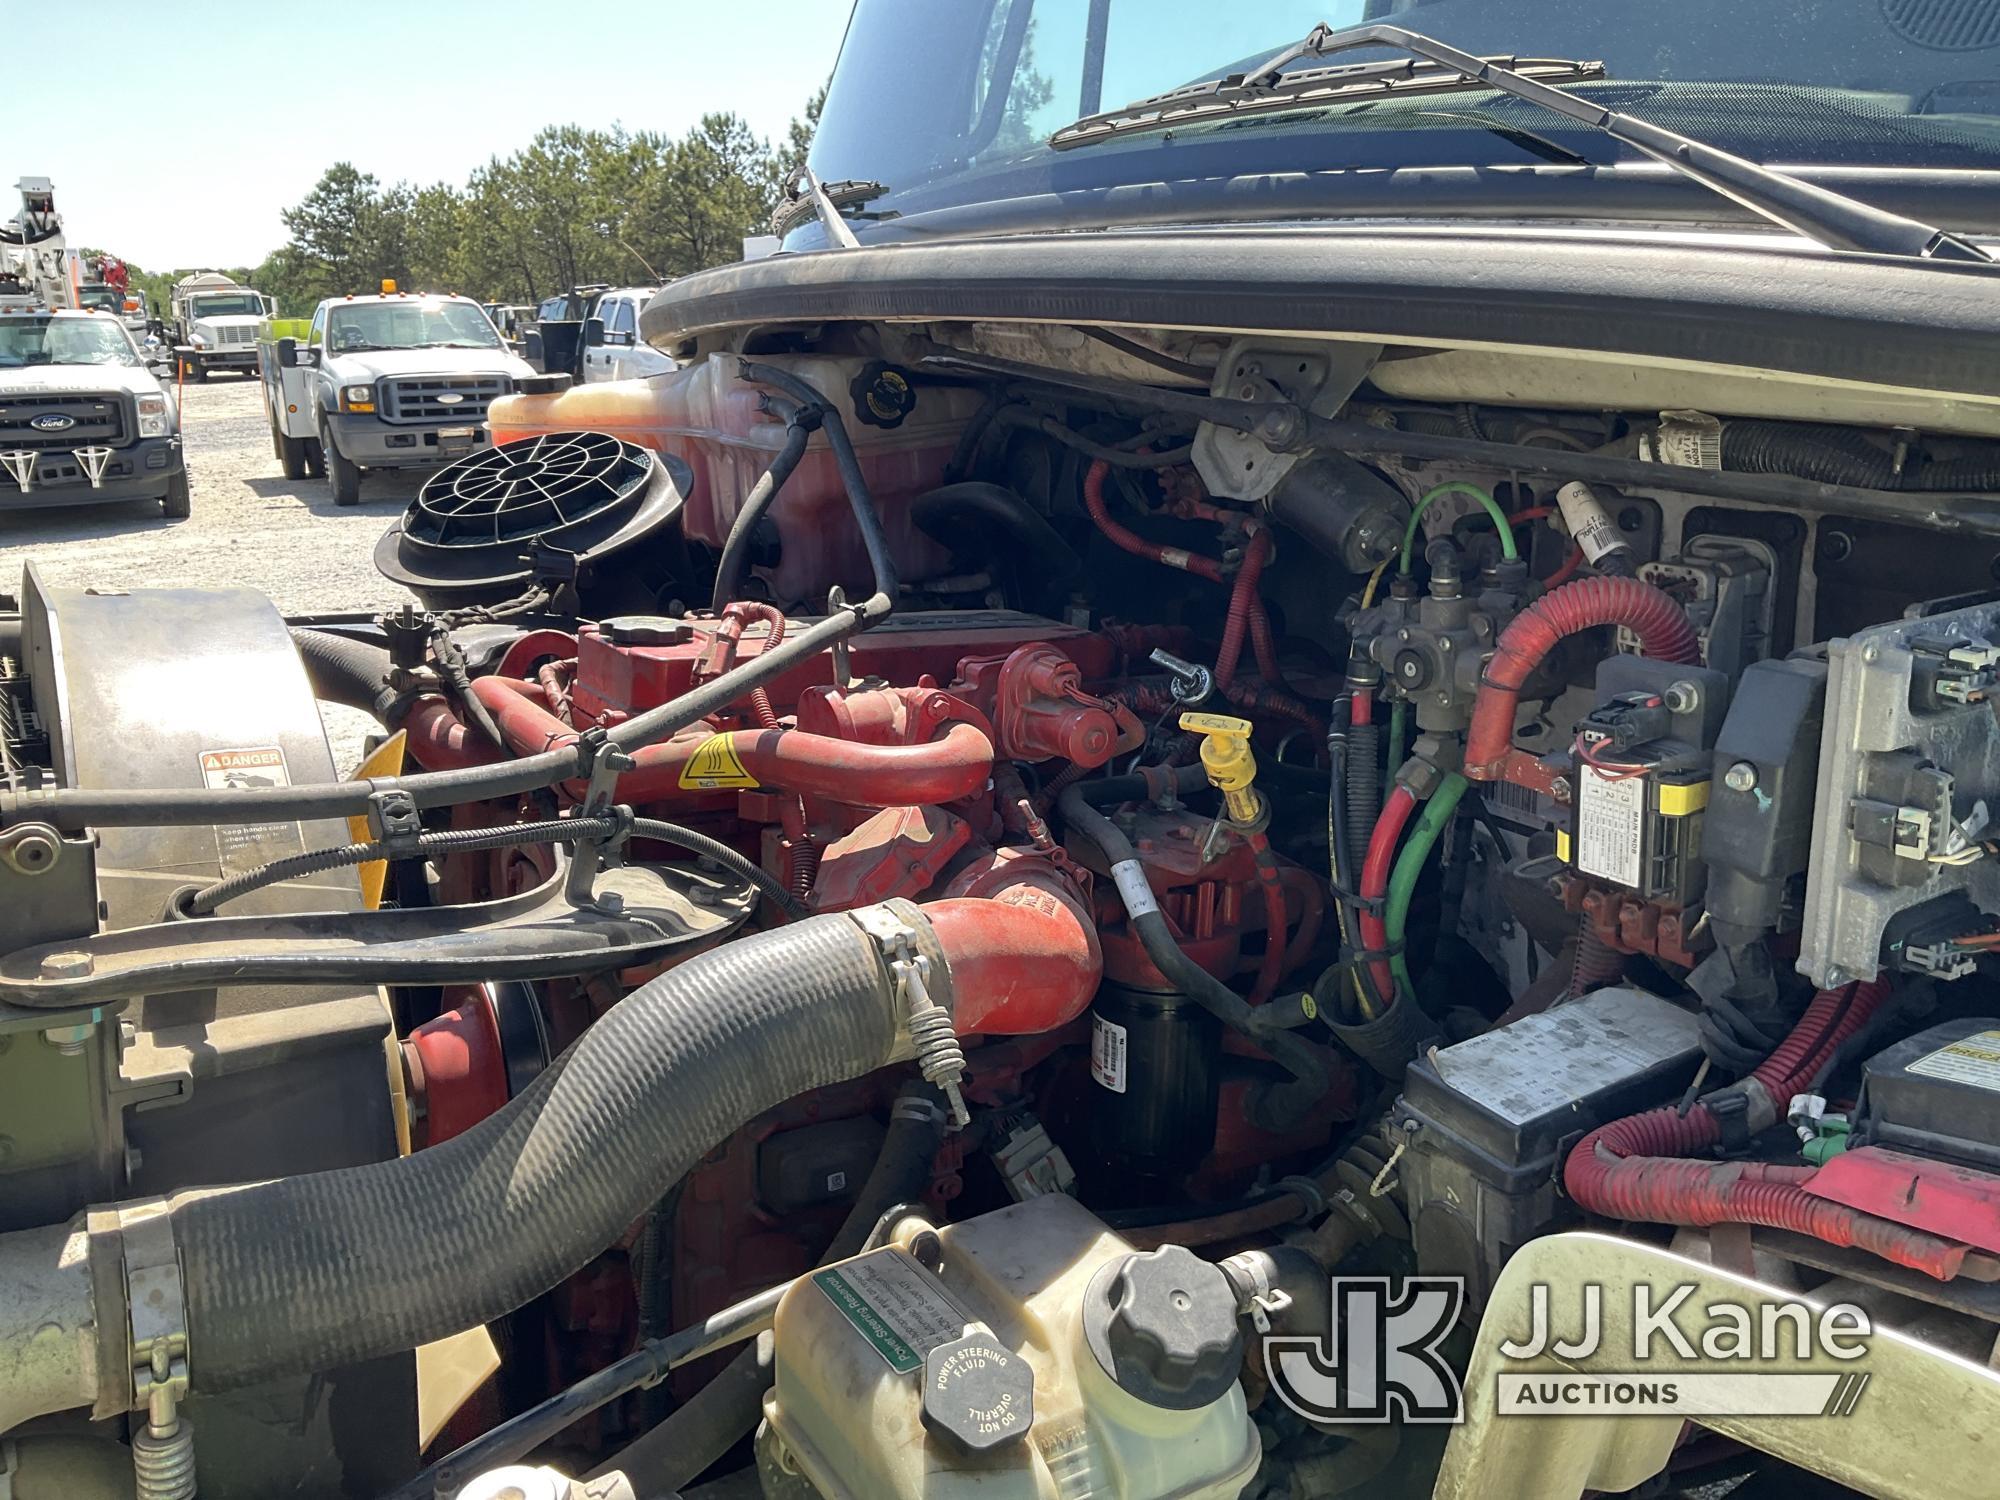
[7,318,2000,1500]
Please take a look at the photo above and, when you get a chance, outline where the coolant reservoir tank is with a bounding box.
[488,354,980,606]
[759,1194,1260,1499]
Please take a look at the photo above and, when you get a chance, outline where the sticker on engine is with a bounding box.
[1091,1013,1129,1094]
[677,733,759,790]
[813,1248,972,1374]
[198,746,303,869]
[1906,1030,2000,1092]
[1575,765,1645,889]
[199,745,289,791]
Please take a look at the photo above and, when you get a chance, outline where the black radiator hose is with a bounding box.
[165,906,929,1391]
[290,628,395,717]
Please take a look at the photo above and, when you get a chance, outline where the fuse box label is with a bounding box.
[1576,766,1645,889]
[814,1249,971,1374]
[1906,1030,2000,1093]
[1091,1013,1129,1093]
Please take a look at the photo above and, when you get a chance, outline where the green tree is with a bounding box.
[258,88,828,308]
[280,163,378,300]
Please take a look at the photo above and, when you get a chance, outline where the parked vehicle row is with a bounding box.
[0,286,672,524]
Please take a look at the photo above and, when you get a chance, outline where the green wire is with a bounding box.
[1399,481,1516,574]
[1386,700,1408,782]
[1385,771,1469,1002]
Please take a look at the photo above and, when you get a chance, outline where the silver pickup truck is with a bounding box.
[261,290,533,504]
[0,309,187,516]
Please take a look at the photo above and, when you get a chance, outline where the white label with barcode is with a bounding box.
[1091,1013,1128,1094]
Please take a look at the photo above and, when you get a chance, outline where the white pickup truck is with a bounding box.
[0,309,187,516]
[260,289,534,504]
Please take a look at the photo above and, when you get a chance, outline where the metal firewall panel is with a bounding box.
[1801,599,2000,988]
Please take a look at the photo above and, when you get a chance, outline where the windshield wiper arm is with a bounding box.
[1052,46,1607,150]
[1065,21,1990,263]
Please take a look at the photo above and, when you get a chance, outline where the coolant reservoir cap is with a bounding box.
[1084,1244,1244,1410]
[921,1333,1034,1454]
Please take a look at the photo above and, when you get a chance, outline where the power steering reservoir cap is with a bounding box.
[1084,1243,1244,1409]
[920,1334,1034,1455]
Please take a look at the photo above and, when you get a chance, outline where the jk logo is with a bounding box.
[1264,1276,1465,1424]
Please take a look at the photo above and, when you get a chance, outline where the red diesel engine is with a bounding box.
[391,603,1346,1435]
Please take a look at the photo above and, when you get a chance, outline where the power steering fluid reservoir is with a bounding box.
[758,1194,1260,1499]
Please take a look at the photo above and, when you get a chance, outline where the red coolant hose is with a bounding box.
[1465,575,1700,786]
[1564,980,1972,1280]
[1358,783,1419,1004]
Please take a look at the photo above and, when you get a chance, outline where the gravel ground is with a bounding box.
[0,374,420,770]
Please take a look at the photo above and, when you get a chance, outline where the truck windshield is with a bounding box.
[0,317,143,368]
[807,0,2000,236]
[190,293,264,318]
[77,288,122,313]
[325,300,501,353]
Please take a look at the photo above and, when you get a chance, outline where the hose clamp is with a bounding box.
[851,905,970,1128]
[115,1199,189,1423]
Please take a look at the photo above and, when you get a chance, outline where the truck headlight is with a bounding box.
[136,393,174,438]
[340,384,376,413]
[188,332,209,349]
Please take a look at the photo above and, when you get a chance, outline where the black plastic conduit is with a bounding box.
[710,395,816,612]
[163,905,930,1390]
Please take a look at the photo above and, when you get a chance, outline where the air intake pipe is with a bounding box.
[0,893,1100,1432]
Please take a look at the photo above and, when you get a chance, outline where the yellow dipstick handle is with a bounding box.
[1179,711,1261,824]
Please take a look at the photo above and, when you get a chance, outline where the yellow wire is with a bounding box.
[1360,559,1390,609]
[1349,967,1377,1021]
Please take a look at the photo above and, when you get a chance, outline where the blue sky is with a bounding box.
[1,0,854,271]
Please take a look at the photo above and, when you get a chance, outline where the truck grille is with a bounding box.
[0,393,129,450]
[381,375,508,425]
[212,325,258,347]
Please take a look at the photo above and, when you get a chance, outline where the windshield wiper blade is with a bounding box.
[1052,49,1607,149]
[771,177,889,241]
[1060,22,1991,264]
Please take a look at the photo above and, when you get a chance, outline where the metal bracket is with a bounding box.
[71,446,113,489]
[565,729,637,910]
[0,449,36,493]
[1191,338,1379,500]
[825,586,855,689]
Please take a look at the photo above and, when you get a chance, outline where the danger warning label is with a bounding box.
[678,734,759,790]
[199,746,290,791]
[198,746,301,869]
